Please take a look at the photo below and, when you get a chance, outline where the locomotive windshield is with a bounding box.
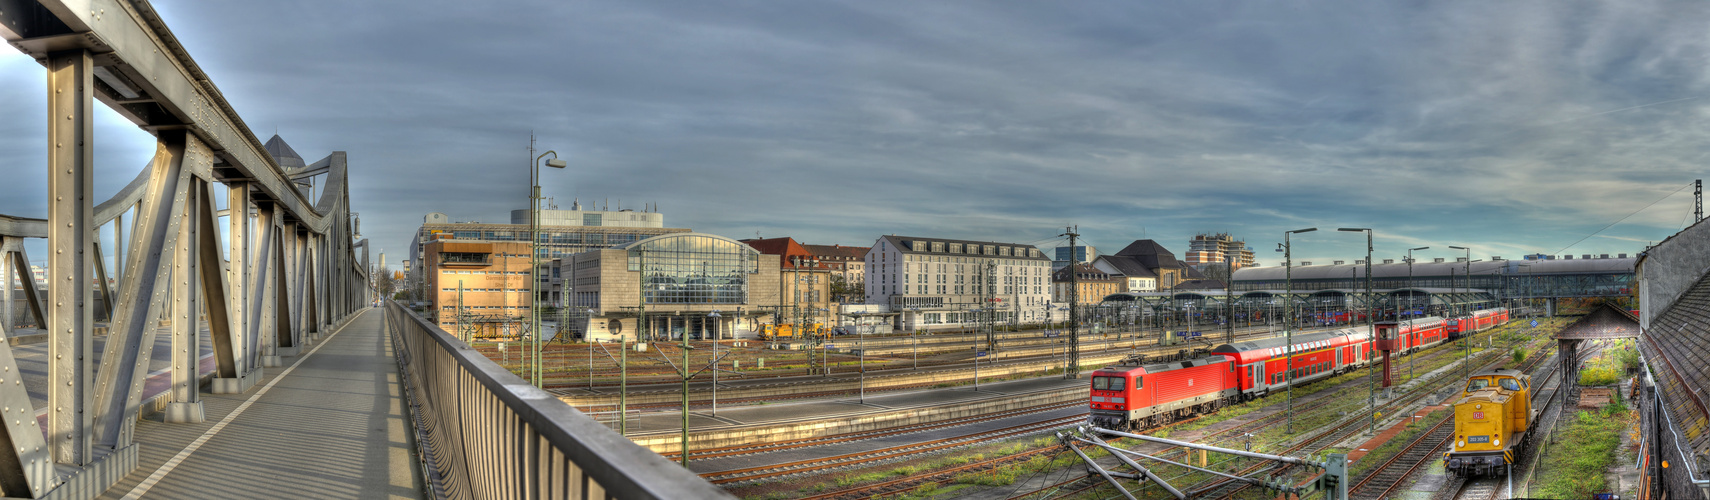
[1499,378,1521,391]
[1466,379,1490,391]
[1092,376,1128,391]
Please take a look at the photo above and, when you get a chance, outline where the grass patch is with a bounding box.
[1534,404,1633,498]
[1579,340,1637,386]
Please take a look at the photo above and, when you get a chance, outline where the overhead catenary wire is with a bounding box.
[1551,181,1692,255]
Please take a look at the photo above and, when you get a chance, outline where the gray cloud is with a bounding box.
[3,0,1708,267]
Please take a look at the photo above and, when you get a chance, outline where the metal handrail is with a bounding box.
[385,300,733,499]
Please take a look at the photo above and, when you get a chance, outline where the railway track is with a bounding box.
[661,401,1084,461]
[1339,338,1568,500]
[1003,337,1487,500]
[1443,476,1503,500]
[759,322,1540,500]
[702,414,1084,485]
[1349,414,1453,499]
[520,324,1341,390]
[1188,333,1552,499]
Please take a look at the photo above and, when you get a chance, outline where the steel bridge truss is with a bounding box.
[0,2,370,498]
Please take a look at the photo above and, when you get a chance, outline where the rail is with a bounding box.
[385,300,733,499]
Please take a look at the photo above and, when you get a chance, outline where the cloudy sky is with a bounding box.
[3,1,1709,267]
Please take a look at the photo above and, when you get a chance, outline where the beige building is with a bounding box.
[805,244,868,294]
[1184,233,1257,270]
[562,233,791,341]
[1052,263,1121,305]
[423,239,534,338]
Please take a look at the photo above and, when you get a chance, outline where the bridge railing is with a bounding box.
[384,300,732,499]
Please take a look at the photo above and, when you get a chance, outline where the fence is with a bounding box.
[385,300,732,499]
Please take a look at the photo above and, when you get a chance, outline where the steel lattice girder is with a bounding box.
[0,4,372,495]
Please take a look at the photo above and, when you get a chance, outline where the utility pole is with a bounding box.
[1062,226,1081,379]
[1224,255,1234,345]
[1337,228,1375,434]
[1696,179,1702,222]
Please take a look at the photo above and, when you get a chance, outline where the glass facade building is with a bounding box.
[621,234,761,304]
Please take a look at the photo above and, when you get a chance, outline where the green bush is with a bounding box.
[1579,366,1622,386]
[1512,347,1526,364]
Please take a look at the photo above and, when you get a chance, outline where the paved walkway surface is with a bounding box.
[98,307,423,499]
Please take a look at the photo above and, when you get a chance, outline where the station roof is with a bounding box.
[1556,303,1640,340]
[1232,257,1634,282]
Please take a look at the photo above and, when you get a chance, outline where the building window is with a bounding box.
[626,234,757,304]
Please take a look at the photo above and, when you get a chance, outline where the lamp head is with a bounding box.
[1290,227,1318,234]
[1410,246,1430,251]
[545,158,567,169]
[1336,228,1368,232]
[1449,245,1467,250]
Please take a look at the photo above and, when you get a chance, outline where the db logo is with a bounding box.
[1472,411,1485,419]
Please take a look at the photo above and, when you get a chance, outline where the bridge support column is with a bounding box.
[214,182,260,394]
[47,48,96,467]
[1546,298,1556,317]
[256,203,285,366]
[165,175,205,423]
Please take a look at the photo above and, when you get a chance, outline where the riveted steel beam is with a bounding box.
[225,182,251,377]
[0,319,52,498]
[91,132,192,451]
[191,180,236,380]
[46,47,95,468]
[162,171,203,424]
[252,202,279,367]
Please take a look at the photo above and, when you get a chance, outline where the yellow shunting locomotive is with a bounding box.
[1444,368,1537,477]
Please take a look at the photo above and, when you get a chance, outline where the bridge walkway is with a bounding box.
[97,307,422,499]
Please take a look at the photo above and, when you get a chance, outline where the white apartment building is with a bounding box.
[864,235,1052,332]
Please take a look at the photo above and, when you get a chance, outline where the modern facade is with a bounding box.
[406,210,690,304]
[508,205,666,228]
[1184,233,1256,270]
[1052,245,1098,270]
[863,235,1052,332]
[560,233,784,341]
[421,239,534,338]
[1052,263,1120,305]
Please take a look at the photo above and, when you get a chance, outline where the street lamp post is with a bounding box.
[530,150,567,388]
[1282,227,1316,434]
[1449,246,1472,382]
[1405,246,1429,383]
[1338,228,1375,434]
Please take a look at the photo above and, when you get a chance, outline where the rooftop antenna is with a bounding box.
[1696,179,1702,222]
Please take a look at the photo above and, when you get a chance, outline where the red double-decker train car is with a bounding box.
[1446,308,1511,339]
[1090,308,1510,430]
